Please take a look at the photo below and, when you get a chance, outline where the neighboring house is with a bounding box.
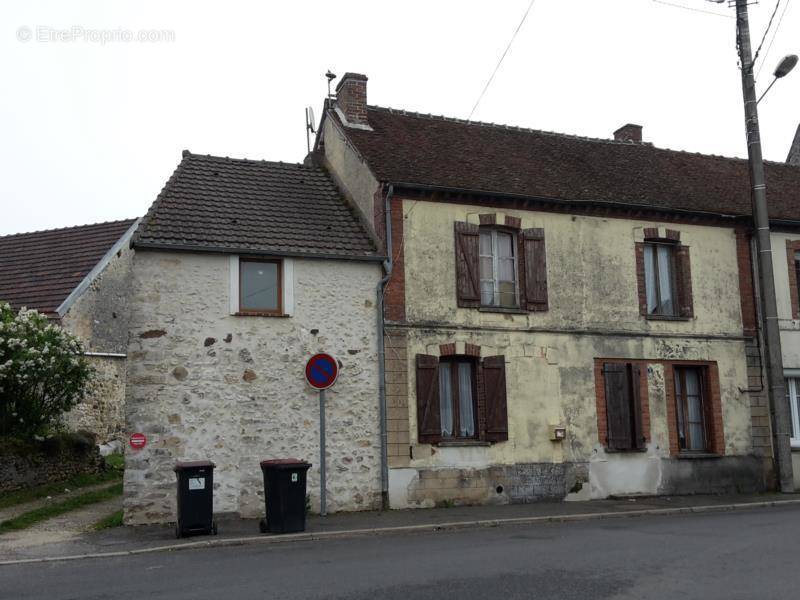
[123,152,384,524]
[0,219,139,443]
[314,72,800,507]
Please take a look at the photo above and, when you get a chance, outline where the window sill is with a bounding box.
[478,307,528,315]
[604,447,647,454]
[234,311,290,318]
[644,315,692,322]
[791,441,800,451]
[435,440,492,448]
[675,452,722,459]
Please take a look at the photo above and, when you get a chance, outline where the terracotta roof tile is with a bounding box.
[133,153,380,259]
[0,219,137,316]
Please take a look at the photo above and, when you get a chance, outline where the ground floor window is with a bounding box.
[787,377,800,446]
[674,366,708,452]
[439,358,476,439]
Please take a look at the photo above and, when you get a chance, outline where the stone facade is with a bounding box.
[61,245,134,443]
[123,250,382,525]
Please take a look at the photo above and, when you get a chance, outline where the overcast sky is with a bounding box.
[1,0,798,236]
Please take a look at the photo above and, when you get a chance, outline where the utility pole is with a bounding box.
[733,0,793,491]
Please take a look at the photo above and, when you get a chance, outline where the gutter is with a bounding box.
[376,184,394,510]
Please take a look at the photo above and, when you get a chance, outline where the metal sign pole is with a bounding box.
[319,388,327,517]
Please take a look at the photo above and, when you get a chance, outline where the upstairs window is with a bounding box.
[643,242,677,316]
[795,252,800,312]
[479,230,518,308]
[240,259,282,314]
[636,230,693,319]
[454,220,548,312]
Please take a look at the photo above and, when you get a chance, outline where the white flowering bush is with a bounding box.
[0,302,93,439]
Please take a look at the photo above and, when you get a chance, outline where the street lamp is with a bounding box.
[758,54,798,104]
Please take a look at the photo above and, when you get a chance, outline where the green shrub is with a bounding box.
[0,302,94,439]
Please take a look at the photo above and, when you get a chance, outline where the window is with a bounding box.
[438,358,476,439]
[787,377,800,447]
[240,259,282,314]
[795,252,800,311]
[600,362,646,451]
[479,230,517,308]
[674,367,708,452]
[416,353,508,444]
[454,221,548,311]
[643,242,677,316]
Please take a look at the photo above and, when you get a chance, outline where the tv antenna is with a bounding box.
[305,106,316,153]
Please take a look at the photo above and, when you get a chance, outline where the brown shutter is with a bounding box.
[482,355,509,442]
[603,363,632,450]
[522,228,548,311]
[630,364,645,450]
[416,354,441,443]
[454,222,480,308]
[675,245,694,318]
[635,243,648,316]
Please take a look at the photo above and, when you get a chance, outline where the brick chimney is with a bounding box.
[787,123,800,166]
[335,72,369,128]
[614,123,643,143]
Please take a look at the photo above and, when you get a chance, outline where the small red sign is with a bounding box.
[129,432,147,450]
[305,353,339,390]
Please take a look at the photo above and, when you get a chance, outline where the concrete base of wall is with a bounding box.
[389,456,770,508]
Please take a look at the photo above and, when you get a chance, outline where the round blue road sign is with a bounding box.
[305,353,339,390]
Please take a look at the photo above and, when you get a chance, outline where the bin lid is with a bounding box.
[260,458,311,469]
[174,460,216,471]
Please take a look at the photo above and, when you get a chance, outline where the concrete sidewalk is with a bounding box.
[2,492,800,565]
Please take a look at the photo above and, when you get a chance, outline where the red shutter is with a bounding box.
[603,363,633,450]
[522,228,548,311]
[416,354,441,443]
[630,364,645,450]
[482,355,509,442]
[454,222,480,307]
[675,245,694,318]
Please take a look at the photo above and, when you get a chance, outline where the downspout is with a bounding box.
[377,184,394,510]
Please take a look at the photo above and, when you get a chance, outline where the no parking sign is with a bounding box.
[305,353,339,517]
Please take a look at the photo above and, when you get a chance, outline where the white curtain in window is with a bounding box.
[685,369,704,451]
[479,232,494,306]
[458,362,474,437]
[657,245,674,315]
[787,378,800,443]
[644,245,657,314]
[438,363,453,438]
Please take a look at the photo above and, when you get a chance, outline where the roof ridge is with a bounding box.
[0,218,137,241]
[181,151,316,169]
[365,105,767,165]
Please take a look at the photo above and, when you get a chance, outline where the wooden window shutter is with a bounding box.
[674,245,694,318]
[416,354,441,443]
[630,364,645,450]
[635,243,648,316]
[482,355,509,442]
[522,228,548,311]
[454,222,480,307]
[603,363,633,450]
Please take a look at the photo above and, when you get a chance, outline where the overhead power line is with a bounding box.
[756,0,792,78]
[467,0,537,121]
[651,0,732,18]
[751,0,782,70]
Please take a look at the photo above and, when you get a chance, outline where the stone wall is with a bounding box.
[0,435,105,494]
[123,250,382,525]
[62,244,134,443]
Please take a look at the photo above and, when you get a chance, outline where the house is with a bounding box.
[0,219,139,443]
[123,152,384,524]
[313,72,800,507]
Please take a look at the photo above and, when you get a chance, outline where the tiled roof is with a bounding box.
[0,219,137,316]
[133,153,380,260]
[336,106,800,221]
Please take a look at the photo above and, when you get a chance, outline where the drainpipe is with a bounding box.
[376,184,394,510]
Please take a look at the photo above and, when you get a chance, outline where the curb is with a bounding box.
[2,498,799,566]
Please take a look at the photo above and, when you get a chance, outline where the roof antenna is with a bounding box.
[326,70,337,99]
[305,106,316,154]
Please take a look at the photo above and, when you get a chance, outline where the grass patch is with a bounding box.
[0,482,123,535]
[0,455,124,511]
[93,509,124,531]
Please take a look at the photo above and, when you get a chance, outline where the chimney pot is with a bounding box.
[614,123,643,143]
[335,72,369,127]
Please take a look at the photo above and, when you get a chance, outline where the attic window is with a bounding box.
[240,259,282,315]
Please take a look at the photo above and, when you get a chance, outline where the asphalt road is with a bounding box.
[2,506,798,600]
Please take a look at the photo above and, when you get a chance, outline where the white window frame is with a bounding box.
[787,376,800,448]
[229,255,293,316]
[479,229,519,308]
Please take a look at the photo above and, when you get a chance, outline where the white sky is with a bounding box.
[1,0,798,236]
